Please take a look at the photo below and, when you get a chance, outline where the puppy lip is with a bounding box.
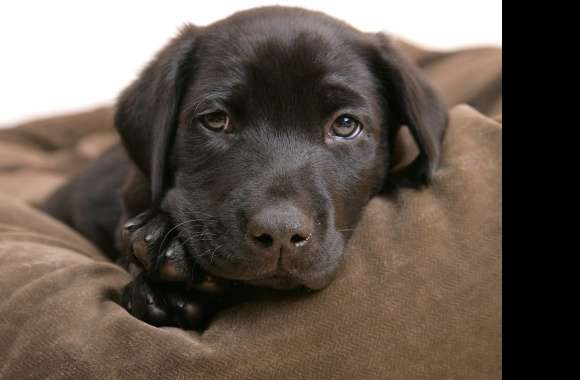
[197,259,279,282]
[257,269,333,291]
[197,256,336,290]
[199,264,333,291]
[254,269,298,283]
[247,272,302,290]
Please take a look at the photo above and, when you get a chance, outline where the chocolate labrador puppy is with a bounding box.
[43,6,447,329]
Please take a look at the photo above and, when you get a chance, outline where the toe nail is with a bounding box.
[127,301,132,311]
[176,300,185,309]
[124,221,138,231]
[146,293,154,305]
[165,249,174,258]
[144,234,154,244]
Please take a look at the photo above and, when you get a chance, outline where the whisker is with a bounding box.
[158,219,214,254]
[197,244,222,260]
[207,245,223,264]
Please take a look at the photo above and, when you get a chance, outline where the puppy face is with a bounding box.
[116,7,447,290]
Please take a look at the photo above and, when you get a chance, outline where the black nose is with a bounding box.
[247,204,314,254]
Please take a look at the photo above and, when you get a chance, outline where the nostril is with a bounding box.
[253,233,274,248]
[248,204,314,251]
[290,233,310,247]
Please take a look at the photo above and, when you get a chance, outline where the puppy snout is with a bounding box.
[247,204,314,255]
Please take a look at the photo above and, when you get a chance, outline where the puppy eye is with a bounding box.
[330,115,362,139]
[199,111,230,132]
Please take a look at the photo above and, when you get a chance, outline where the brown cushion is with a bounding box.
[0,105,501,379]
[394,38,502,117]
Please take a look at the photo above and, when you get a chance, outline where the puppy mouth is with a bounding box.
[246,271,333,290]
[198,259,335,291]
[247,272,302,290]
[200,264,310,290]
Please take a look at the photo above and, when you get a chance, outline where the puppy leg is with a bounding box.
[120,212,229,329]
[117,168,229,329]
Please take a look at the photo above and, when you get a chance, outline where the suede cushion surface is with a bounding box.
[0,41,501,379]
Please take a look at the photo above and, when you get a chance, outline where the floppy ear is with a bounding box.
[115,24,198,208]
[369,34,448,189]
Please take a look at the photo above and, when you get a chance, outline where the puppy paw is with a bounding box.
[119,211,234,329]
[122,211,194,283]
[121,273,229,330]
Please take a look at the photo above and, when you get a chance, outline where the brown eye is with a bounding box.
[330,115,362,139]
[199,111,230,132]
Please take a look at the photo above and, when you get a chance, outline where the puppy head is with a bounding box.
[115,7,447,290]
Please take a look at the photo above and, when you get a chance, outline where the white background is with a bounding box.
[0,0,501,127]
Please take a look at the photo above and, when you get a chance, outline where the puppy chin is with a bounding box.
[248,270,336,291]
[247,275,303,290]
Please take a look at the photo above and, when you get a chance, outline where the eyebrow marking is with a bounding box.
[320,81,371,114]
[182,89,232,116]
